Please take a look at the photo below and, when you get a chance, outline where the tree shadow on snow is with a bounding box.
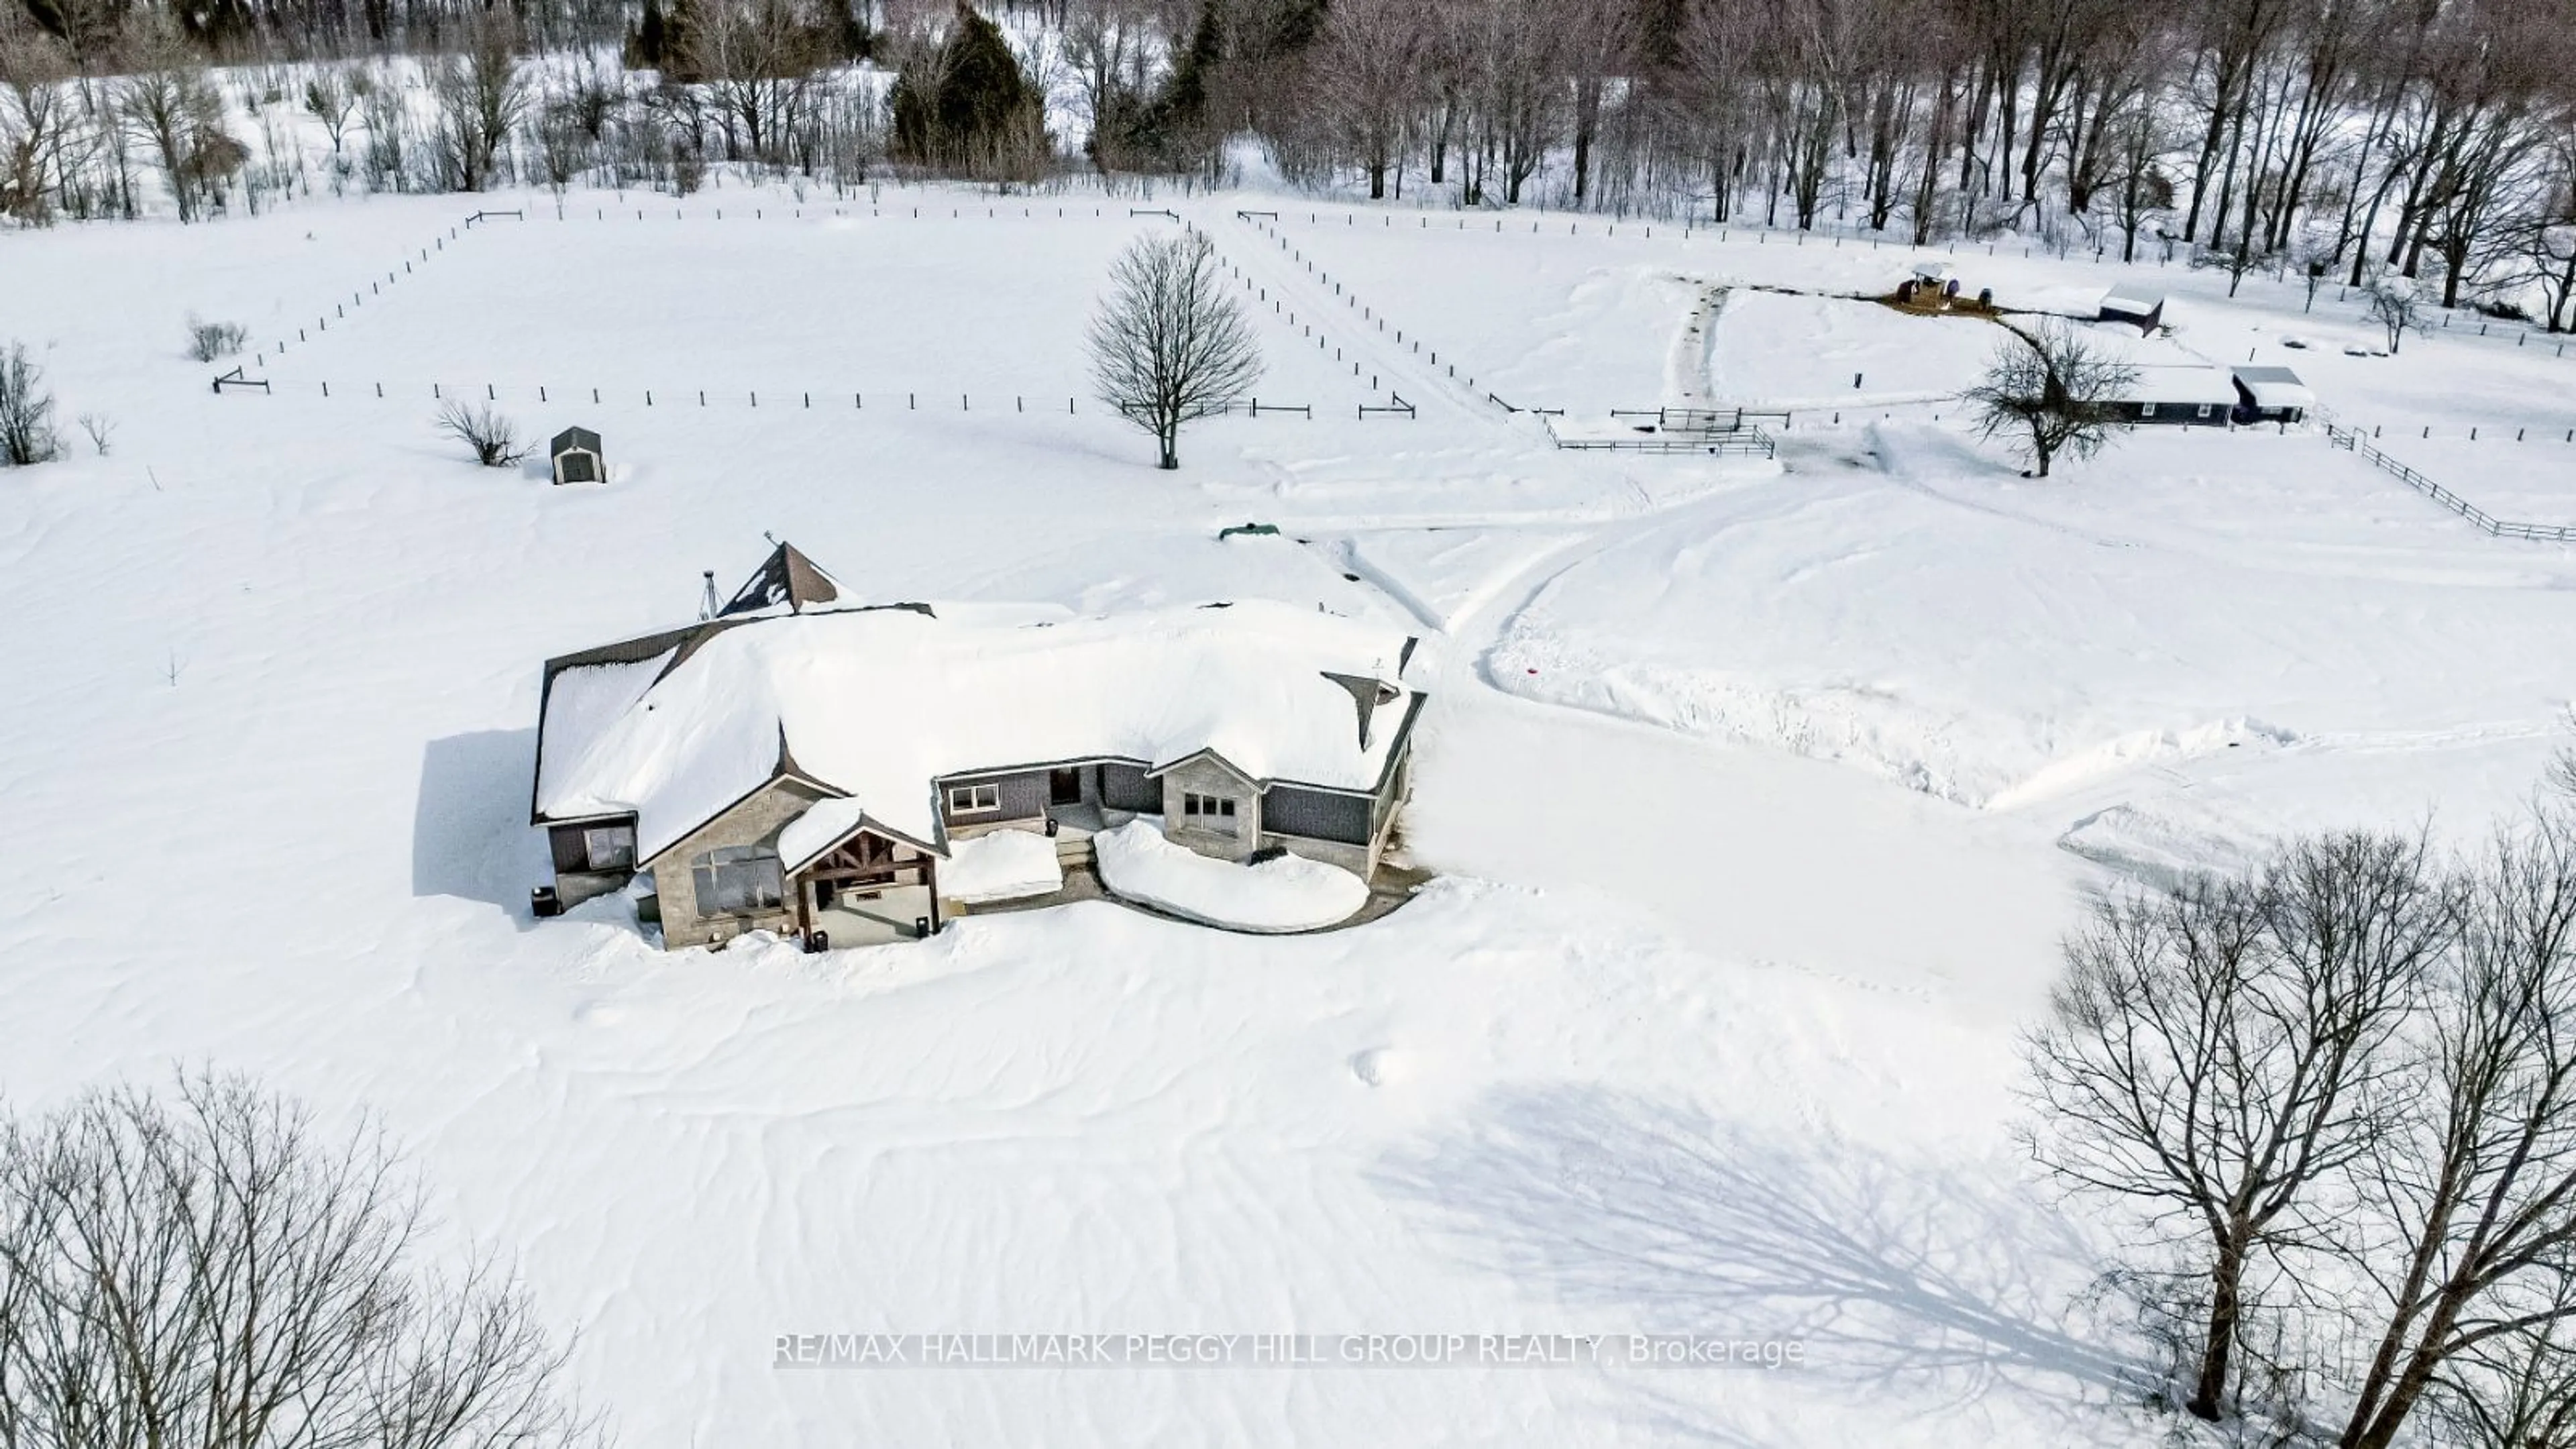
[412,730,547,928]
[1368,1085,2147,1441]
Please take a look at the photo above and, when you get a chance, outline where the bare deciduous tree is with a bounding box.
[303,64,360,155]
[430,14,531,193]
[1307,0,1426,200]
[2423,1269,2576,1449]
[435,400,530,467]
[1963,318,2141,478]
[2363,273,2424,354]
[2024,833,2448,1420]
[0,339,62,466]
[0,1071,604,1449]
[0,17,76,225]
[686,0,827,164]
[113,15,238,224]
[2337,808,2576,1449]
[1086,229,1260,471]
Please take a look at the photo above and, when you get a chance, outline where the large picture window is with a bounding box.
[692,845,784,914]
[1183,792,1238,822]
[947,783,1002,814]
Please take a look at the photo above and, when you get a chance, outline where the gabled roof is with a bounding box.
[551,426,601,455]
[720,542,842,617]
[533,578,1424,859]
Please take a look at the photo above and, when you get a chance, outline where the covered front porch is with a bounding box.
[794,829,940,949]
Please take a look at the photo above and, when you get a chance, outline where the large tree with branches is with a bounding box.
[0,1071,604,1449]
[2024,833,2450,1421]
[1962,317,2141,478]
[1085,228,1261,470]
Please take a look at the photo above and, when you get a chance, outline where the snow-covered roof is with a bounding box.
[1995,282,2114,315]
[2082,324,2241,406]
[778,796,870,875]
[2100,286,2164,317]
[535,596,1421,860]
[2231,366,2314,410]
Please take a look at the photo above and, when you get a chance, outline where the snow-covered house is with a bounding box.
[528,543,1428,949]
[549,427,603,486]
[2083,323,2241,425]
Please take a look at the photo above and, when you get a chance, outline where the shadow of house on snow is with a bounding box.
[413,730,547,928]
[1368,1085,2144,1432]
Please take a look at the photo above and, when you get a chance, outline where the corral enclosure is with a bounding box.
[222,203,1392,413]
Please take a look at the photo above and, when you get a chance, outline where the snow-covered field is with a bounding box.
[6,178,2575,1445]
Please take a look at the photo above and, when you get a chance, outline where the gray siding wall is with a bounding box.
[649,777,829,949]
[941,769,1049,833]
[1263,786,1371,845]
[1101,762,1159,812]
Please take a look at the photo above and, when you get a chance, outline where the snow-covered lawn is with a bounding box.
[1708,290,2002,410]
[1487,423,2576,814]
[1092,820,1371,932]
[7,179,2575,1446]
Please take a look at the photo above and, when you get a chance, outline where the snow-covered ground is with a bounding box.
[6,177,2574,1446]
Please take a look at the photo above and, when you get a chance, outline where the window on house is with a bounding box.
[2141,402,2157,417]
[1183,792,1238,821]
[2196,403,2214,419]
[947,783,1002,814]
[692,845,784,914]
[582,824,636,871]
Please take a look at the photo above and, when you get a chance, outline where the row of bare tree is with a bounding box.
[7,0,2576,324]
[2029,765,2576,1446]
[1250,0,2576,318]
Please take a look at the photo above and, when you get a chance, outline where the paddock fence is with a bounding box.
[2321,415,2576,543]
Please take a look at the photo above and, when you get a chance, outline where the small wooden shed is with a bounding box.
[2099,288,2167,333]
[549,427,604,486]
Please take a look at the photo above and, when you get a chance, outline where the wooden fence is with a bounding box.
[2322,418,2576,543]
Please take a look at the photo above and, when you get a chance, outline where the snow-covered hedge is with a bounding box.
[1093,820,1367,934]
[942,828,1065,905]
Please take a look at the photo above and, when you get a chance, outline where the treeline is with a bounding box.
[5,0,2575,327]
[1230,0,2576,322]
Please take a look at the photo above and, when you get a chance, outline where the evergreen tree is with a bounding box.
[890,3,1040,174]
[628,0,667,69]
